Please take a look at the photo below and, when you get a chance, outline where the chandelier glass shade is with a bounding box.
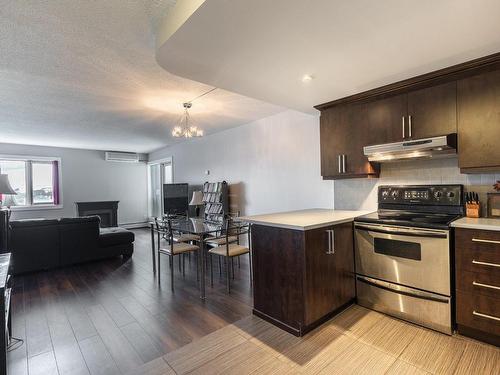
[172,102,203,138]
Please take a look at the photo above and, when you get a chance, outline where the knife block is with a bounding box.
[466,203,481,218]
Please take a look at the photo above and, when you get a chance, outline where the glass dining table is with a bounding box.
[150,217,228,299]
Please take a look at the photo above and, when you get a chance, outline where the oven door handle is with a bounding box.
[356,275,450,303]
[355,223,448,238]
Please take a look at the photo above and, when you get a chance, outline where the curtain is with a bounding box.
[52,160,60,205]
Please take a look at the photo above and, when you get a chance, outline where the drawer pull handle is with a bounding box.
[472,281,500,290]
[472,238,500,245]
[472,260,500,268]
[473,310,500,322]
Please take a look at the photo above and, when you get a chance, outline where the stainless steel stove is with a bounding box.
[354,185,464,334]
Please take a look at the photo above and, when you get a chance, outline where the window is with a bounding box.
[0,156,61,208]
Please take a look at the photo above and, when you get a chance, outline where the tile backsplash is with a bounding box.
[334,158,500,212]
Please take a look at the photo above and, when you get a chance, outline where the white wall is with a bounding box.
[334,158,500,212]
[0,143,148,225]
[149,110,334,215]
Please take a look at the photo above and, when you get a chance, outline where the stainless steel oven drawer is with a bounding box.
[354,223,450,295]
[356,275,452,334]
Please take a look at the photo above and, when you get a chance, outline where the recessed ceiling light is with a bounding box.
[302,74,314,83]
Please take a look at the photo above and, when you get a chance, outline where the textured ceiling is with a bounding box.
[157,0,500,113]
[0,1,283,153]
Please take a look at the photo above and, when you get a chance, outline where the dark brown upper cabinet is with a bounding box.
[317,52,500,178]
[319,84,456,179]
[407,82,457,139]
[320,103,380,179]
[364,82,457,144]
[364,94,407,144]
[458,70,500,173]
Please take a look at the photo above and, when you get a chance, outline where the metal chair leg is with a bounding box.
[238,256,240,268]
[182,253,185,277]
[170,255,174,292]
[225,256,230,293]
[151,225,156,274]
[196,252,199,283]
[218,256,222,276]
[157,251,161,286]
[210,254,213,287]
[249,252,253,288]
[231,257,235,280]
[178,254,182,273]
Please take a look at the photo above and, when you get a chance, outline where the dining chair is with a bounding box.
[162,213,200,243]
[155,219,199,291]
[208,217,251,293]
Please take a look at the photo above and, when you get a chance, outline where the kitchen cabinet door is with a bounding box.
[407,81,457,139]
[304,222,355,325]
[320,106,347,177]
[320,103,379,179]
[458,70,500,172]
[364,94,407,143]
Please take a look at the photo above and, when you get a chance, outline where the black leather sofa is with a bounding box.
[9,216,134,275]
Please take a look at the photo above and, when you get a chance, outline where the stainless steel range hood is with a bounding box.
[364,134,457,162]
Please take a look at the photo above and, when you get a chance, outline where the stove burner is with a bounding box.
[355,185,464,229]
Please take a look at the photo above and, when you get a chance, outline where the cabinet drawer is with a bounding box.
[456,290,500,337]
[456,269,500,299]
[455,228,500,274]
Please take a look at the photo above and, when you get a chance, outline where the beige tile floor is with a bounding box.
[127,305,500,375]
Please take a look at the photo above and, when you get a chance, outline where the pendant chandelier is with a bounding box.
[171,102,203,138]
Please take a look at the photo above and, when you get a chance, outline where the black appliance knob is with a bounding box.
[434,191,443,199]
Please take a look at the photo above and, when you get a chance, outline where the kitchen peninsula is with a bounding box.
[240,209,369,336]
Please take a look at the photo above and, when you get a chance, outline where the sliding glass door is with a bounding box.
[147,157,173,219]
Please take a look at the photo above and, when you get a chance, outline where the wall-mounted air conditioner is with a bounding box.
[105,151,140,163]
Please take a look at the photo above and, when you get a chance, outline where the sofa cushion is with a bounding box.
[9,219,61,274]
[99,227,135,247]
[10,218,60,228]
[59,216,101,225]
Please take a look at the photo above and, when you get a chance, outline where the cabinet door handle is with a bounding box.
[408,115,412,138]
[326,230,332,254]
[402,116,405,139]
[472,260,500,268]
[325,230,335,254]
[473,310,500,322]
[472,238,500,245]
[473,281,500,290]
[330,229,335,254]
[342,155,346,174]
[338,155,342,174]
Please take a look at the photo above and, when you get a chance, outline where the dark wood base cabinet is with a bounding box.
[251,222,355,336]
[455,228,500,346]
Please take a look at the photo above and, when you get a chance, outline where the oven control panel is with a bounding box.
[379,185,463,206]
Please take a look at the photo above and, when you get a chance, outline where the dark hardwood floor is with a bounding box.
[7,228,253,375]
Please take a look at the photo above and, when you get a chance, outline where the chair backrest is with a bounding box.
[154,217,174,252]
[224,216,250,250]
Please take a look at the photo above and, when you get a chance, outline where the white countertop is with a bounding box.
[451,217,500,232]
[239,209,372,231]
